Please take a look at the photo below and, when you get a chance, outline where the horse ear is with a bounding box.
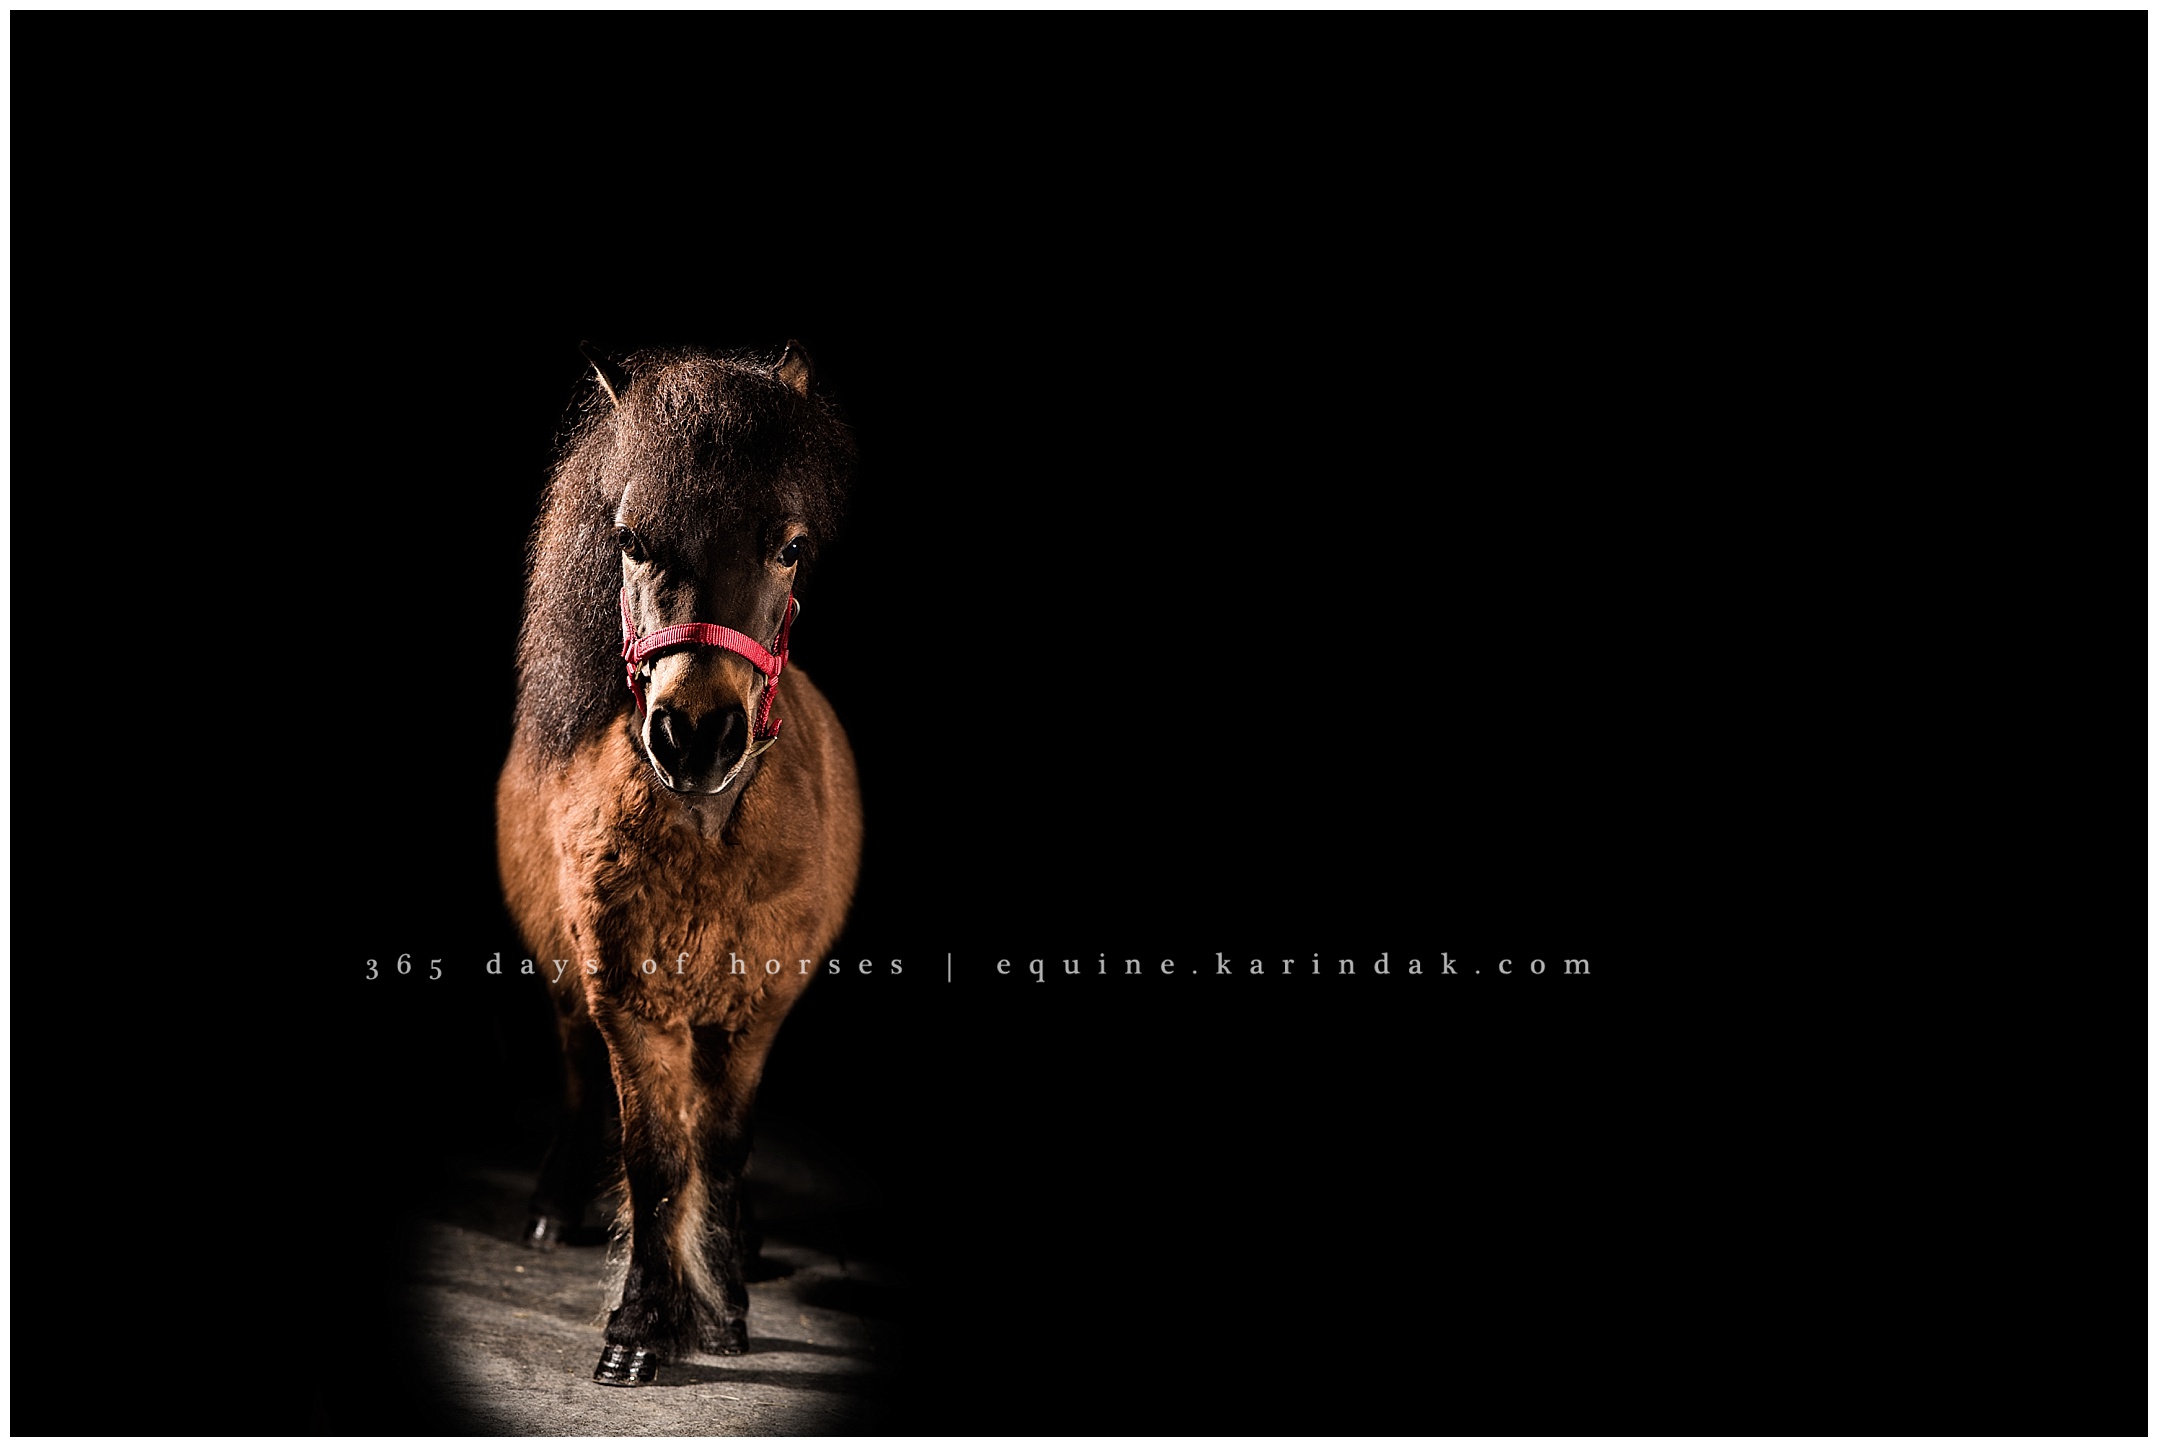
[775,340,814,398]
[579,340,628,408]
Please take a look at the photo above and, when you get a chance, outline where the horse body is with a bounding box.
[495,343,861,1386]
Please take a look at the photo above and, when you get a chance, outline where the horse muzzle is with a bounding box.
[643,686,778,794]
[620,587,796,793]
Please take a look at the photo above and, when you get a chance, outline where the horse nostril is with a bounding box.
[647,705,691,778]
[709,707,746,767]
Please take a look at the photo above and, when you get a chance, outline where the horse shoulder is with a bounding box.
[739,662,864,924]
[497,730,577,970]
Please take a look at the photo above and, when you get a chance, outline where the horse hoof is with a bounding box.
[524,1215,571,1251]
[700,1321,748,1356]
[593,1344,659,1386]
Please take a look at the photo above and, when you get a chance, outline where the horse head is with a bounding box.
[586,342,848,795]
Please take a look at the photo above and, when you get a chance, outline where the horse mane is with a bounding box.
[512,346,855,761]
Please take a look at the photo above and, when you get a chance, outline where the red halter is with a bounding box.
[619,586,799,742]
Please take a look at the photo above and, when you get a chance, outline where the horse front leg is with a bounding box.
[689,1016,786,1356]
[586,1001,713,1387]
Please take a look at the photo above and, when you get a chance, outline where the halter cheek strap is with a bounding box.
[619,587,799,741]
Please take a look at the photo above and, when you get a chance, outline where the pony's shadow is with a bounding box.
[743,1335,865,1360]
[656,1360,874,1393]
[788,1274,907,1320]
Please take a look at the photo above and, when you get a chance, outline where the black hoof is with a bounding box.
[524,1214,572,1251]
[593,1343,659,1386]
[699,1320,748,1356]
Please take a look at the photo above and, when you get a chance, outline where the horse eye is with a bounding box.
[779,537,805,567]
[616,527,643,560]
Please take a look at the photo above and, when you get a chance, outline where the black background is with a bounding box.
[11,24,2143,1439]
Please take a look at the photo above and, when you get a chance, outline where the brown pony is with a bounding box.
[495,342,862,1387]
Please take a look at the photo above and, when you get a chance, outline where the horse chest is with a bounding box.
[556,766,812,1027]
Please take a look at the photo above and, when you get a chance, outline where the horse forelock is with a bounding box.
[513,346,855,762]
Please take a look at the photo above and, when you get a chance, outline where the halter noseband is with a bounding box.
[619,586,799,743]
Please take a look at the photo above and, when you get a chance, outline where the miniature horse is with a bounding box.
[496,342,862,1387]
